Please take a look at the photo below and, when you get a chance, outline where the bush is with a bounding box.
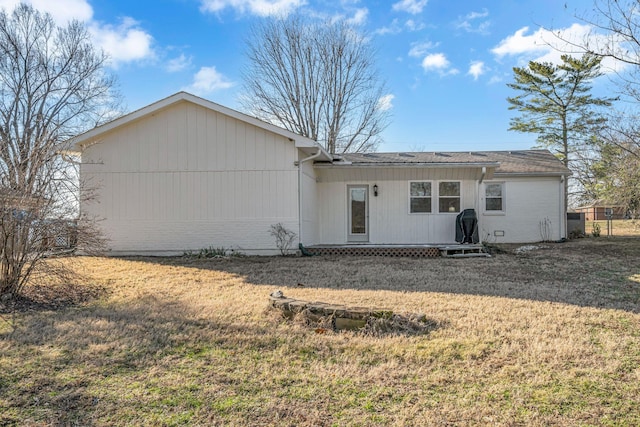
[183,246,227,258]
[569,228,585,239]
[269,223,297,256]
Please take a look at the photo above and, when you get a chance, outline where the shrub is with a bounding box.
[184,246,227,258]
[269,223,297,256]
[539,217,553,242]
[569,228,585,239]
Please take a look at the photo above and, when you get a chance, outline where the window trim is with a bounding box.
[483,181,506,215]
[437,181,461,214]
[408,181,433,214]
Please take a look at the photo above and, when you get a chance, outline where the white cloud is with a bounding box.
[0,0,92,23]
[377,94,394,112]
[490,23,623,73]
[422,53,449,70]
[467,61,486,80]
[488,75,503,85]
[405,19,425,32]
[375,18,401,35]
[392,0,427,15]
[166,54,192,73]
[456,8,490,35]
[408,41,437,58]
[346,8,368,25]
[184,66,234,95]
[376,18,425,35]
[491,26,551,58]
[200,0,305,17]
[421,53,459,75]
[0,0,155,68]
[466,10,489,20]
[89,18,154,67]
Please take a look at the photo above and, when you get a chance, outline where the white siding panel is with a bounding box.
[300,159,318,245]
[80,100,302,255]
[246,126,256,171]
[173,104,185,171]
[255,130,267,170]
[315,167,562,244]
[315,167,480,245]
[224,116,236,170]
[480,177,563,243]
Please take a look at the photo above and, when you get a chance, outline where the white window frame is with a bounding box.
[408,181,433,214]
[484,181,506,215]
[438,181,461,214]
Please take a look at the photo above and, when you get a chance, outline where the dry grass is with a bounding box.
[588,219,640,237]
[1,237,640,426]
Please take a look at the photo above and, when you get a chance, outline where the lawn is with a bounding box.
[1,237,640,426]
[587,219,640,237]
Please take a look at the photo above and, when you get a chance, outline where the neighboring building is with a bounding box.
[574,202,626,221]
[71,92,571,255]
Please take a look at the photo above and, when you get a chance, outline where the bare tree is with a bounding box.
[0,4,117,298]
[242,14,390,154]
[589,137,640,217]
[555,1,640,208]
[571,0,640,99]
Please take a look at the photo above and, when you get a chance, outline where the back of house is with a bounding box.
[72,92,571,255]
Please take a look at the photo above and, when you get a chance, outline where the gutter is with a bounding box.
[314,162,500,169]
[297,150,323,250]
[493,172,572,177]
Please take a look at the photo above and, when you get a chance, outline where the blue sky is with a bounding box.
[0,0,620,152]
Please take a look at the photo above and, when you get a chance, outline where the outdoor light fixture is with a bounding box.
[373,184,378,197]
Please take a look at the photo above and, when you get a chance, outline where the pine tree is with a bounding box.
[507,54,614,207]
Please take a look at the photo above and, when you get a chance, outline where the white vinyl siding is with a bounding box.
[300,159,319,245]
[315,167,480,244]
[81,101,301,255]
[481,177,563,243]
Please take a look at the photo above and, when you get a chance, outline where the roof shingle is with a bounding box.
[336,149,570,175]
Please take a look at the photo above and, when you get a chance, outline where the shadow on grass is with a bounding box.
[0,295,273,424]
[0,280,107,315]
[134,237,640,313]
[1,292,443,425]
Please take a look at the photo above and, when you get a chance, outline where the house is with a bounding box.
[574,201,626,221]
[71,92,571,255]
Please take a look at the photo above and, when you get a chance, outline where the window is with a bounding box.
[409,181,431,213]
[438,182,460,213]
[485,182,504,212]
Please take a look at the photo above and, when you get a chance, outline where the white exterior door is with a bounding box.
[347,185,369,242]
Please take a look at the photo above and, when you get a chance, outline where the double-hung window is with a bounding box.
[409,182,432,213]
[438,182,460,213]
[485,182,505,213]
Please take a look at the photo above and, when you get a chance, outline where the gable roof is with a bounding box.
[70,91,332,160]
[322,150,570,176]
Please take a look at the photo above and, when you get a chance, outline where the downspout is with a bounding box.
[297,150,323,250]
[477,167,486,243]
[560,175,566,240]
